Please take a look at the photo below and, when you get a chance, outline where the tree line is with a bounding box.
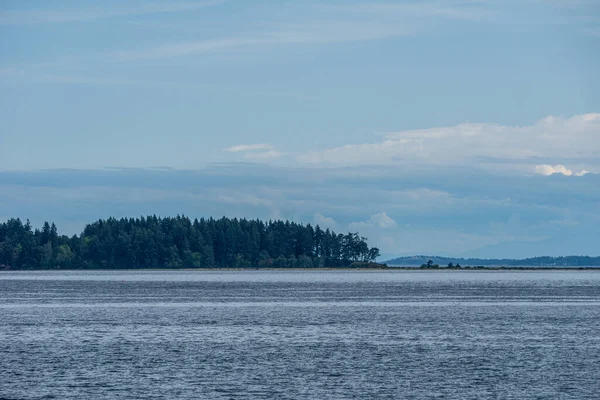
[0,216,381,270]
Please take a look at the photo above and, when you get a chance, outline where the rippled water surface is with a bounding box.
[1,270,600,399]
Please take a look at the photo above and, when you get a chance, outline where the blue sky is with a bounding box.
[1,0,599,258]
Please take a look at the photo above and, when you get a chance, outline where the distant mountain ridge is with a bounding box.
[385,255,600,267]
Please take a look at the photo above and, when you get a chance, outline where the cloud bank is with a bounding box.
[2,165,598,258]
[297,113,600,173]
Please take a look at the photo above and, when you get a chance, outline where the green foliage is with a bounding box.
[420,259,440,268]
[0,216,381,269]
[348,261,388,269]
[55,245,74,268]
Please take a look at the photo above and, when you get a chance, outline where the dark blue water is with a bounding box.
[1,270,600,399]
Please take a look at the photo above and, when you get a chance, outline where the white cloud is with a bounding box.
[370,212,398,228]
[535,164,573,176]
[350,212,397,230]
[314,212,336,228]
[534,164,589,176]
[224,144,274,153]
[224,144,284,161]
[297,113,600,172]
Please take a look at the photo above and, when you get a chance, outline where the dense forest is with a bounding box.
[0,216,381,270]
[386,255,600,267]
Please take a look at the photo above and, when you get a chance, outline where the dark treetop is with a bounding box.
[0,216,381,270]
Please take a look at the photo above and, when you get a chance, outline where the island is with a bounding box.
[0,216,384,270]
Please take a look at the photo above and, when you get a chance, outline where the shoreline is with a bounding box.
[2,267,600,272]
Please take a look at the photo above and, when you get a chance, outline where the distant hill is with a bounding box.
[385,255,600,267]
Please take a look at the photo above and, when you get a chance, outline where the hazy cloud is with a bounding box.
[216,193,274,208]
[0,1,223,25]
[109,20,412,61]
[332,2,490,20]
[224,144,274,153]
[244,150,284,160]
[224,144,283,161]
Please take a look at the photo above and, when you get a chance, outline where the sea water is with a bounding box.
[1,270,599,399]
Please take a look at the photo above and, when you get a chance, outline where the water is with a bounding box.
[1,270,600,399]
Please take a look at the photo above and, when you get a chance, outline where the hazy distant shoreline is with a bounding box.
[385,255,600,267]
[3,266,600,272]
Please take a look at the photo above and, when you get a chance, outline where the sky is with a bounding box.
[1,0,599,259]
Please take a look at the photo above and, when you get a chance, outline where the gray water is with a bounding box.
[1,270,600,399]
